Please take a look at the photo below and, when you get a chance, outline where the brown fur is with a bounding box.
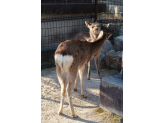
[55,31,112,117]
[74,20,103,80]
[55,39,91,69]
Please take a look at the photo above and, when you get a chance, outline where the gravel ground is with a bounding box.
[41,67,122,123]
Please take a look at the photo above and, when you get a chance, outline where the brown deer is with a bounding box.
[74,20,102,82]
[54,31,112,117]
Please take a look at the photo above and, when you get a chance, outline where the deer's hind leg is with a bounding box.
[56,68,67,115]
[58,81,66,115]
[74,72,79,91]
[67,72,78,118]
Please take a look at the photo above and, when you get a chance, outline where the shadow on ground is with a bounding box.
[59,113,99,123]
[42,96,99,109]
[41,67,104,105]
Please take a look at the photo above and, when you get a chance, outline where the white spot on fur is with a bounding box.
[55,54,73,73]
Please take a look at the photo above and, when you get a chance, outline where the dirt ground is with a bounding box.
[41,67,122,123]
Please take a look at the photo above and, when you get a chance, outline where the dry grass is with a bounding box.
[95,108,123,123]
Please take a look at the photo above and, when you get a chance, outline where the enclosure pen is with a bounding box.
[41,0,123,69]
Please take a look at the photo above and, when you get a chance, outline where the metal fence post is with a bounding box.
[94,0,98,22]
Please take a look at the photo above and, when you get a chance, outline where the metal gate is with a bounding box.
[41,0,123,69]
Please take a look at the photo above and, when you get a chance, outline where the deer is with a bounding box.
[74,20,101,42]
[74,20,102,85]
[54,31,112,117]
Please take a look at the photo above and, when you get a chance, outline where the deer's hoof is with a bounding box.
[58,111,62,115]
[72,114,78,118]
[81,95,87,98]
[87,75,90,80]
[74,88,78,91]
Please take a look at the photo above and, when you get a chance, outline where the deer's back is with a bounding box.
[55,39,91,68]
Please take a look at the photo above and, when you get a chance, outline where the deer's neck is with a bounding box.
[89,31,99,42]
[90,35,106,56]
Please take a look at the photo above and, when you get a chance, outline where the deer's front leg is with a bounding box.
[74,72,79,91]
[94,55,101,79]
[79,64,87,98]
[87,59,92,80]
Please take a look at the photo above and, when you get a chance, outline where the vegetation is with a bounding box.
[95,107,123,123]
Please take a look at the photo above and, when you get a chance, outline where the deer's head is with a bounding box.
[85,20,101,35]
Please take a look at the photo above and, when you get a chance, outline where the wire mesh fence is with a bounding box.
[41,0,123,69]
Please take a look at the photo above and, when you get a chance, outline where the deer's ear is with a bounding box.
[85,21,92,28]
[107,33,112,39]
[95,19,99,23]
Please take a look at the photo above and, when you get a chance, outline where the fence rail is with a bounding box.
[41,15,96,22]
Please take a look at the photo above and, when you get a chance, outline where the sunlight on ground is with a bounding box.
[87,88,99,97]
[41,67,122,123]
[89,78,101,81]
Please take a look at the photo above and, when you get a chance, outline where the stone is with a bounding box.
[113,73,123,80]
[101,40,114,54]
[119,51,123,79]
[100,76,123,116]
[108,69,120,76]
[114,36,123,51]
[105,50,122,70]
[119,25,123,36]
[99,53,106,69]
